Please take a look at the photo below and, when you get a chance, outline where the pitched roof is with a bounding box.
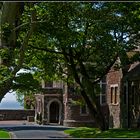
[125,61,140,80]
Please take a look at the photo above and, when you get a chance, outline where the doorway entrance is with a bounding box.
[50,101,59,123]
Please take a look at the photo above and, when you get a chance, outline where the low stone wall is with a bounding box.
[0,109,35,120]
[63,120,97,127]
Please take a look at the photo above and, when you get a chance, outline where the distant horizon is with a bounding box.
[0,100,24,109]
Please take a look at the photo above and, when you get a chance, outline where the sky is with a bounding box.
[0,69,30,110]
[0,92,24,109]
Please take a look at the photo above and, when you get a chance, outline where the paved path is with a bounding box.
[0,121,72,139]
[0,120,34,125]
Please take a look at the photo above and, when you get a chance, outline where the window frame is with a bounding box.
[99,80,107,105]
[110,84,119,105]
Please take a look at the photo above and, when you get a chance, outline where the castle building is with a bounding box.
[35,61,140,128]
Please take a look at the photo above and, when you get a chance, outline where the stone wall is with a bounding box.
[0,109,35,120]
[106,69,122,128]
[63,120,97,127]
[63,90,96,127]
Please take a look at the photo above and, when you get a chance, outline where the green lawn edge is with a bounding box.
[64,127,140,138]
[0,130,11,139]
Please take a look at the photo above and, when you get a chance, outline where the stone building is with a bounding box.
[106,60,140,128]
[35,60,140,128]
[35,80,98,127]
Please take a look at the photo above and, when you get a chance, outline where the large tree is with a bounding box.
[0,2,40,101]
[28,2,140,130]
[1,2,140,131]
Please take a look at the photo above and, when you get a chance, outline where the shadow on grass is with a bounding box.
[64,127,100,138]
[64,127,140,138]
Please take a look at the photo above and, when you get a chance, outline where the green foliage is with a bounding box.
[130,52,140,63]
[1,23,12,42]
[0,130,10,138]
[13,72,40,108]
[0,65,12,82]
[30,2,139,80]
[1,2,140,130]
[1,2,140,94]
[13,72,40,92]
[24,93,35,109]
[0,48,9,60]
[15,91,24,107]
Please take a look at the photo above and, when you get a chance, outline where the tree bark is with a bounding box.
[81,89,109,131]
[0,2,36,102]
[61,47,109,131]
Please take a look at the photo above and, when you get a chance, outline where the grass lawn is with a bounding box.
[0,130,11,139]
[64,127,140,138]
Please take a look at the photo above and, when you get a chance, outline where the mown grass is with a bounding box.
[0,130,11,139]
[64,127,140,138]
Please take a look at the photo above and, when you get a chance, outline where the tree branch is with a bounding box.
[12,20,48,31]
[30,45,76,58]
[93,53,118,84]
[82,22,89,48]
[61,47,83,88]
[30,45,63,55]
[12,3,36,75]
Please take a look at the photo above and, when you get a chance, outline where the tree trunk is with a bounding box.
[0,2,25,102]
[1,2,24,47]
[81,89,109,131]
[0,2,35,103]
[61,48,109,131]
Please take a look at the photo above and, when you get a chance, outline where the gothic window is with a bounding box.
[111,87,114,104]
[110,85,118,105]
[114,87,118,104]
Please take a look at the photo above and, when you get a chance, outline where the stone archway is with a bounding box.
[50,102,59,123]
[47,99,62,124]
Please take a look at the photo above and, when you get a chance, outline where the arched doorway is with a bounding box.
[50,101,59,123]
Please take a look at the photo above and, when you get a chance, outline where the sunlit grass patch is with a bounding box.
[64,127,140,138]
[65,127,100,138]
[0,130,11,138]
